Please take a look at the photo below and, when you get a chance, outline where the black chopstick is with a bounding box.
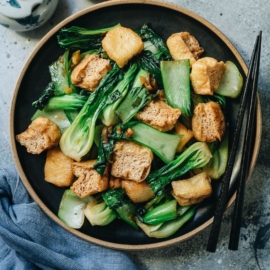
[228,31,262,250]
[206,32,262,253]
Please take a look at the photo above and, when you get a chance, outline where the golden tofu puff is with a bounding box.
[190,57,226,95]
[174,122,194,153]
[171,172,212,206]
[192,101,226,143]
[16,116,61,154]
[111,140,153,182]
[121,179,155,203]
[70,54,111,91]
[44,147,74,187]
[109,176,122,190]
[135,99,181,132]
[167,32,204,66]
[71,160,109,198]
[102,26,144,68]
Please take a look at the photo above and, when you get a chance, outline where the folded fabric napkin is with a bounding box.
[0,166,138,270]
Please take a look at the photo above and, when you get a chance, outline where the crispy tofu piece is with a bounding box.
[192,102,226,142]
[71,160,108,198]
[174,122,194,153]
[71,54,111,91]
[190,57,226,95]
[121,180,155,203]
[102,26,144,68]
[171,172,212,206]
[44,147,74,187]
[109,176,122,190]
[16,116,61,154]
[111,140,153,182]
[167,32,204,66]
[135,99,181,132]
[70,54,111,92]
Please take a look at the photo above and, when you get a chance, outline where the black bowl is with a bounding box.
[10,0,261,250]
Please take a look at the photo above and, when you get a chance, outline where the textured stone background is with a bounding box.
[1,0,269,269]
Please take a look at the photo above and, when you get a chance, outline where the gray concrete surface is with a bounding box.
[1,0,270,269]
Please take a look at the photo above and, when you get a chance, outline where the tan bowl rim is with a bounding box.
[9,0,262,250]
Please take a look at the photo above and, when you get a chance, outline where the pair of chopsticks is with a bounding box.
[207,31,262,252]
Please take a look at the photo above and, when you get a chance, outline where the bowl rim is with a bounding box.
[9,0,262,250]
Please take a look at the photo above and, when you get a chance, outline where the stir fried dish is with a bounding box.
[16,23,243,238]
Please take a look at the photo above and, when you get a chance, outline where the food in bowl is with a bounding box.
[16,23,243,238]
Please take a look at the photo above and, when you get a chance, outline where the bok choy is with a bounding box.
[102,189,138,229]
[147,142,212,194]
[42,93,88,111]
[136,188,191,225]
[115,68,152,123]
[136,204,198,238]
[59,64,123,161]
[137,24,171,58]
[101,63,138,126]
[195,131,229,179]
[57,24,121,50]
[161,59,191,117]
[84,199,117,226]
[32,50,76,110]
[94,121,181,174]
[58,190,95,229]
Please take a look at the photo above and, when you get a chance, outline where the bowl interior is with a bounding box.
[10,1,260,249]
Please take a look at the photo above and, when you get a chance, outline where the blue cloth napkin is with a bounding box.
[0,166,138,270]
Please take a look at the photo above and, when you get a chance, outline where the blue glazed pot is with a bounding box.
[0,0,58,31]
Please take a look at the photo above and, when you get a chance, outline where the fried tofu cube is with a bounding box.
[102,26,144,68]
[171,172,212,206]
[174,122,194,153]
[16,116,61,154]
[70,54,111,92]
[190,57,226,95]
[71,160,108,198]
[111,140,153,182]
[109,176,122,190]
[121,180,155,203]
[135,99,181,132]
[44,147,74,187]
[167,32,204,66]
[192,102,226,142]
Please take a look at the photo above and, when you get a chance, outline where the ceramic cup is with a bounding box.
[0,0,58,31]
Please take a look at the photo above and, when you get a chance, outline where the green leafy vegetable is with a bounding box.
[59,64,123,161]
[137,24,171,58]
[42,93,88,111]
[102,189,138,229]
[136,204,198,238]
[84,200,117,226]
[139,50,163,85]
[143,40,160,55]
[58,190,95,229]
[147,142,212,194]
[32,82,55,110]
[196,131,229,179]
[215,61,243,98]
[115,68,152,123]
[127,122,181,163]
[203,93,227,110]
[101,63,138,126]
[143,199,178,225]
[161,59,191,116]
[94,126,115,175]
[57,24,120,50]
[49,50,76,95]
[31,109,71,133]
[111,121,181,163]
[94,121,181,175]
